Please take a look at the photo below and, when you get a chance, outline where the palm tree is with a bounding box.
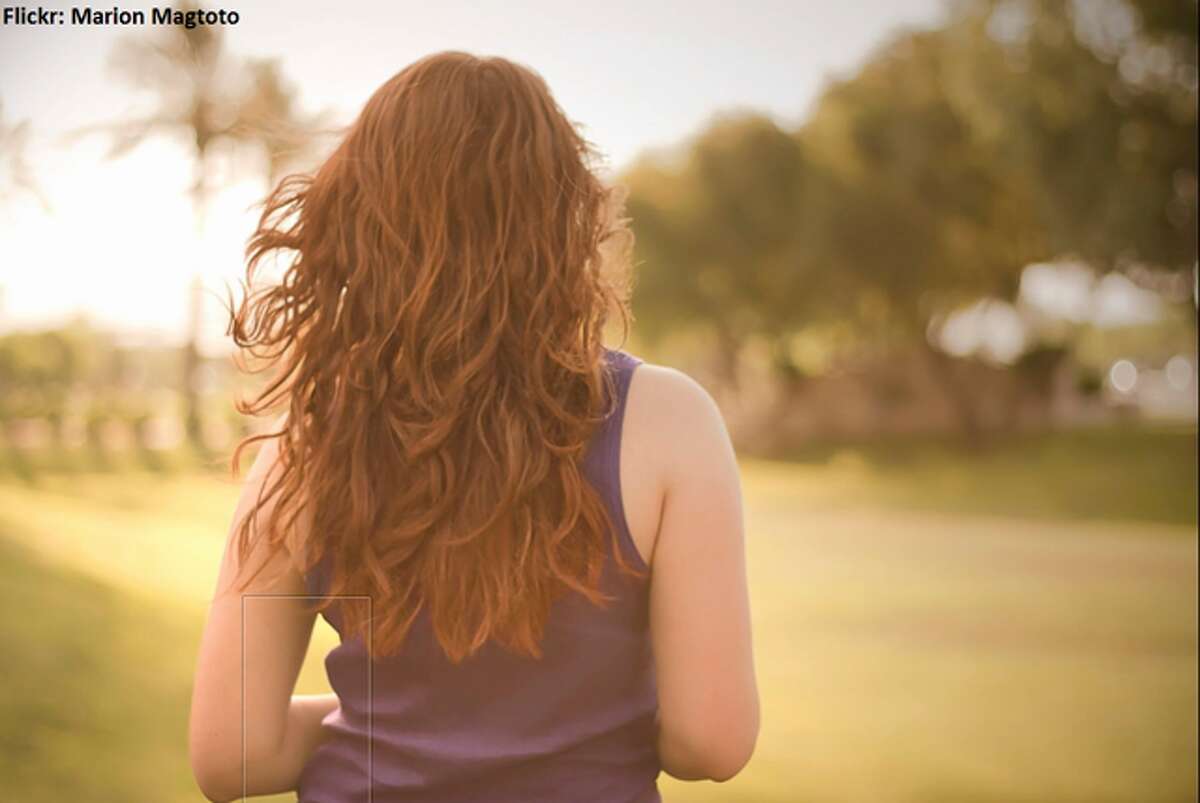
[236,57,334,185]
[82,1,326,448]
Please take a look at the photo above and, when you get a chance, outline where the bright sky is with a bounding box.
[0,0,947,352]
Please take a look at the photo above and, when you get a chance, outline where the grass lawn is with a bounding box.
[0,534,200,803]
[0,425,1195,802]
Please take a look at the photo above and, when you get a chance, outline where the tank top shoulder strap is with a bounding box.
[604,347,642,417]
[590,347,646,571]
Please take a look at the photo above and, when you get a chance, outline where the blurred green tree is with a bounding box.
[798,30,1048,444]
[949,0,1197,298]
[625,114,816,389]
[0,319,107,454]
[624,0,1196,448]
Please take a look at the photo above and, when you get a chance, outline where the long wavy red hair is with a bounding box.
[226,51,638,662]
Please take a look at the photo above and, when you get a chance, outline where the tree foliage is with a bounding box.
[85,2,328,446]
[623,0,1196,402]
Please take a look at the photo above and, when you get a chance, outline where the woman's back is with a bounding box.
[298,349,659,802]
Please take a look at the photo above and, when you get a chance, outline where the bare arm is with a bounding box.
[638,366,759,782]
[188,427,336,802]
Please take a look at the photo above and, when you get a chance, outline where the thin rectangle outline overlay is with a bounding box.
[240,593,374,803]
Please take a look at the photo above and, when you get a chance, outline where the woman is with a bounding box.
[188,51,758,803]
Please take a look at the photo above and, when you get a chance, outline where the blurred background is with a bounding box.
[0,1,1196,801]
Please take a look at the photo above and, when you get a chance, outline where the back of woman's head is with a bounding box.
[228,51,636,662]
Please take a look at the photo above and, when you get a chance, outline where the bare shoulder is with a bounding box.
[626,362,731,470]
[629,362,717,403]
[618,361,733,567]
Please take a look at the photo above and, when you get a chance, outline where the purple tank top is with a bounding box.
[298,348,660,803]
